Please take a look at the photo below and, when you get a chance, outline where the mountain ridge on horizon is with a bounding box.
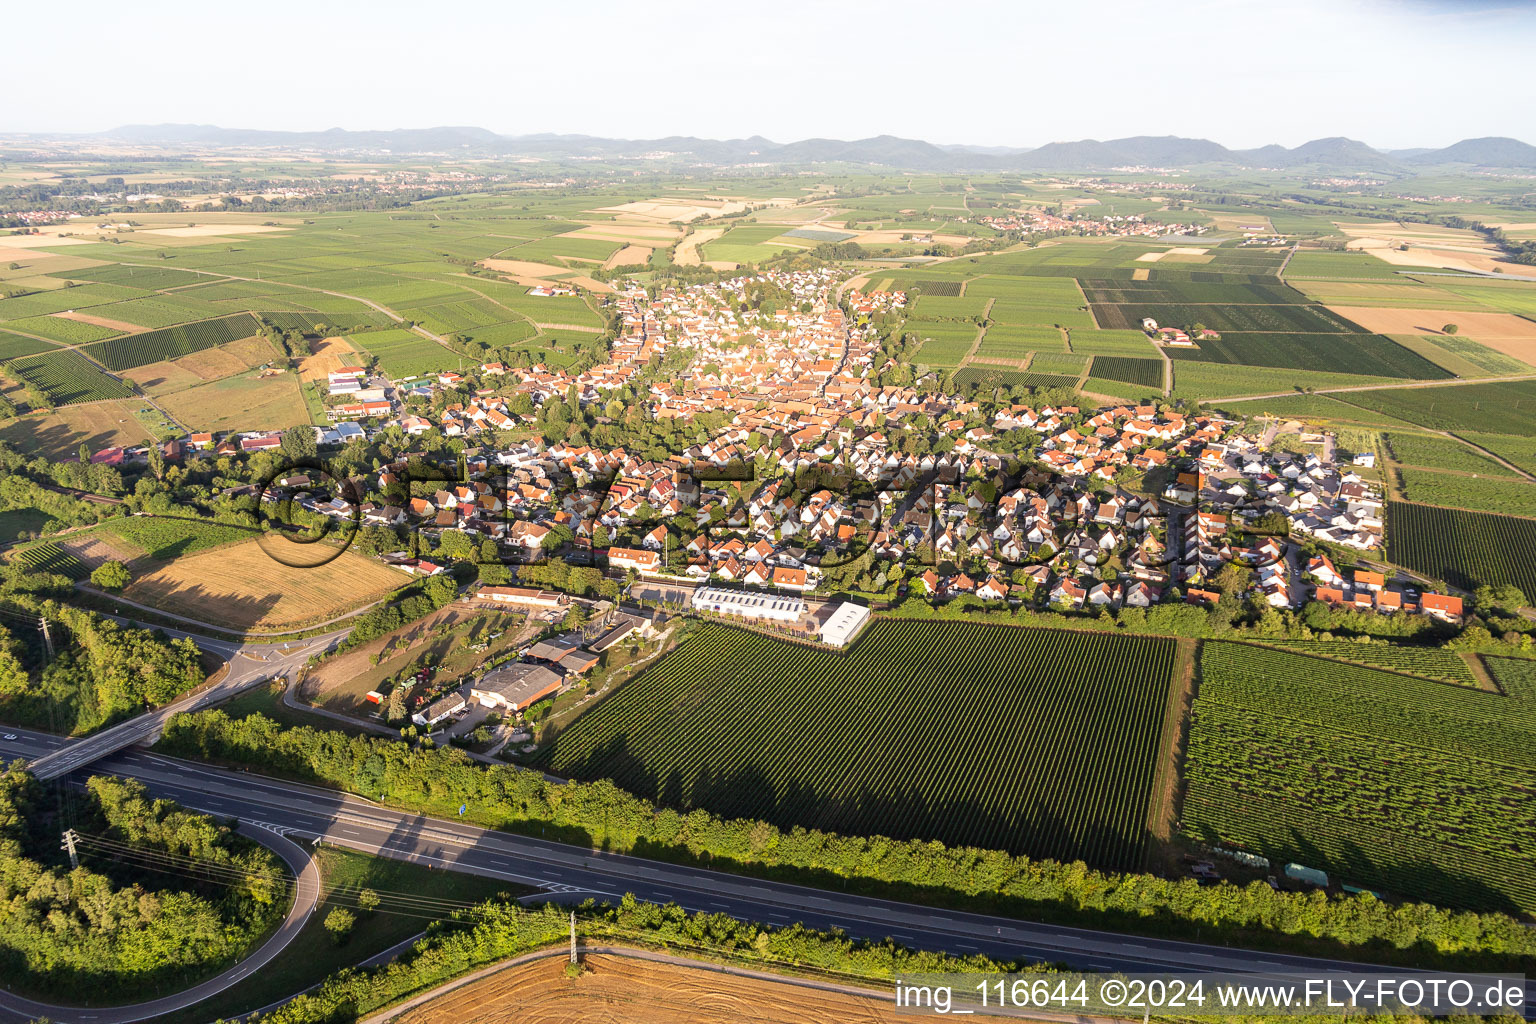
[12,124,1536,171]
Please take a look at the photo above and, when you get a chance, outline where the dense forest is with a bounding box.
[0,771,286,999]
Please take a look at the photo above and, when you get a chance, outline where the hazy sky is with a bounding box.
[4,0,1532,148]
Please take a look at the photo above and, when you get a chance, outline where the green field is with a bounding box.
[1184,642,1536,912]
[351,328,459,377]
[533,621,1179,871]
[1387,500,1536,598]
[1337,381,1536,435]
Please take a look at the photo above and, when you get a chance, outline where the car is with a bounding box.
[2,733,17,741]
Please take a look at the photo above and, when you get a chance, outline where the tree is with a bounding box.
[357,888,380,913]
[281,426,317,461]
[1442,323,1459,335]
[91,560,132,592]
[324,907,355,944]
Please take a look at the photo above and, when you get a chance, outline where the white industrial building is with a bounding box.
[691,586,806,623]
[819,601,872,647]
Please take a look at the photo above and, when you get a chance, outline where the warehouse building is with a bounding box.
[818,601,872,647]
[691,586,806,623]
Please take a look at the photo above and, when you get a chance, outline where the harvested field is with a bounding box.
[675,227,725,266]
[384,952,1002,1024]
[121,539,407,632]
[298,336,359,383]
[603,245,652,269]
[157,371,310,432]
[0,399,154,459]
[135,337,279,394]
[51,309,148,333]
[595,198,748,221]
[1325,306,1536,364]
[1325,306,1536,340]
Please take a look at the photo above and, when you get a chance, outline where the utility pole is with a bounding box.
[569,911,577,964]
[39,618,55,662]
[61,829,78,869]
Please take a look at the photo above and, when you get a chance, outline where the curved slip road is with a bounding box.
[0,814,322,1024]
[0,728,1529,1018]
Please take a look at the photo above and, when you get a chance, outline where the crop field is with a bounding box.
[952,368,1080,391]
[1167,331,1450,379]
[1080,280,1307,305]
[7,541,88,579]
[909,294,988,319]
[1089,356,1163,388]
[351,328,459,377]
[0,282,149,319]
[1283,251,1413,280]
[1335,380,1536,434]
[1384,432,1513,475]
[1396,468,1536,518]
[1233,638,1477,687]
[2,315,122,344]
[0,330,60,361]
[99,515,258,562]
[964,276,1085,303]
[4,350,134,405]
[974,325,1064,359]
[82,295,225,329]
[1461,432,1536,476]
[1027,352,1088,376]
[1183,641,1536,912]
[82,313,259,371]
[1067,329,1160,355]
[1091,301,1367,334]
[987,300,1095,329]
[257,310,395,333]
[1486,657,1536,700]
[1171,362,1400,401]
[533,621,1178,870]
[121,538,407,632]
[1387,500,1536,598]
[904,279,963,297]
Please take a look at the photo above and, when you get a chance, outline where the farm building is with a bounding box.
[819,601,872,647]
[477,585,568,609]
[471,662,562,712]
[412,691,466,728]
[691,586,806,623]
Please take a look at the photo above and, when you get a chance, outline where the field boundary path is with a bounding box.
[1212,370,1536,404]
[354,946,1134,1024]
[0,823,320,1024]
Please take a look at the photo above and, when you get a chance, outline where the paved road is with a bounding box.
[1,727,1527,1014]
[24,624,349,781]
[0,815,321,1024]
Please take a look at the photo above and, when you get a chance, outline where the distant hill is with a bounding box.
[1407,137,1536,168]
[40,124,1536,172]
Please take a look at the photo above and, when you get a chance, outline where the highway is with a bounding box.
[25,624,349,781]
[3,725,1528,1014]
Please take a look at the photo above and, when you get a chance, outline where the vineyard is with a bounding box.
[1183,642,1536,912]
[1089,356,1163,388]
[1231,638,1478,687]
[1386,500,1536,599]
[4,351,135,405]
[532,620,1178,871]
[83,313,259,371]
